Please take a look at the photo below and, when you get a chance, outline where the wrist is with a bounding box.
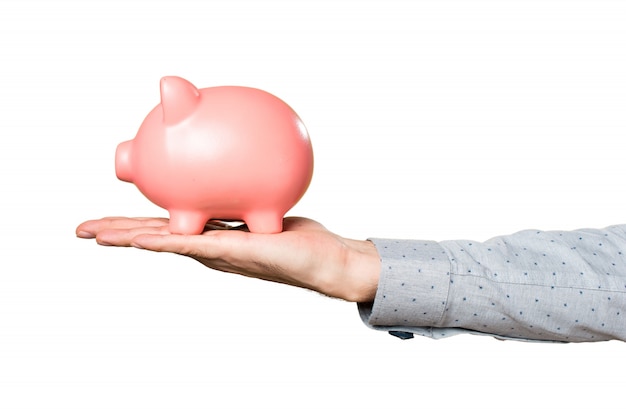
[341,239,381,303]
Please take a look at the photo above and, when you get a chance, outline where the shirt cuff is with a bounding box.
[358,238,453,337]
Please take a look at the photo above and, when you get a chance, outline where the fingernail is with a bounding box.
[76,230,95,239]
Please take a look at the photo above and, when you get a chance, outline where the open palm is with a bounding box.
[76,216,380,302]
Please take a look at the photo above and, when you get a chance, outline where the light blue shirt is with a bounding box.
[359,225,626,342]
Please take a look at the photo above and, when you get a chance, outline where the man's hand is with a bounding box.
[76,217,380,302]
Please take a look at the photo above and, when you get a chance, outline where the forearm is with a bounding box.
[360,225,626,342]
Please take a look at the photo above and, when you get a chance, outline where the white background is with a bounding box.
[1,0,625,408]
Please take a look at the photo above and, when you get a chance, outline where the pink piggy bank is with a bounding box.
[115,76,314,234]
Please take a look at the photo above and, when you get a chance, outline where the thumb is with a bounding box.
[130,232,231,259]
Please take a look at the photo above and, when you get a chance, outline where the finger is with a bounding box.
[131,230,223,254]
[282,217,327,232]
[76,217,169,238]
[95,225,171,247]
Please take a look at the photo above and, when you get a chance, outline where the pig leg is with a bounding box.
[244,211,284,234]
[168,209,210,235]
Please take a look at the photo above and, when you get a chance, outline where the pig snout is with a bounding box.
[115,140,134,182]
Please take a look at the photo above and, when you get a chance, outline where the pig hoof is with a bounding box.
[168,210,209,235]
[244,213,284,234]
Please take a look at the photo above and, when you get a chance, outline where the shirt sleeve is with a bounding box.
[358,225,626,342]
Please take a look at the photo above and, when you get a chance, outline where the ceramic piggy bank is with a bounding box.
[115,76,314,234]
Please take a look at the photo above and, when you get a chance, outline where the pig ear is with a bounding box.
[159,76,200,125]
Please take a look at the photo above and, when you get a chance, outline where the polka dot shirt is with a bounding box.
[358,225,626,342]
